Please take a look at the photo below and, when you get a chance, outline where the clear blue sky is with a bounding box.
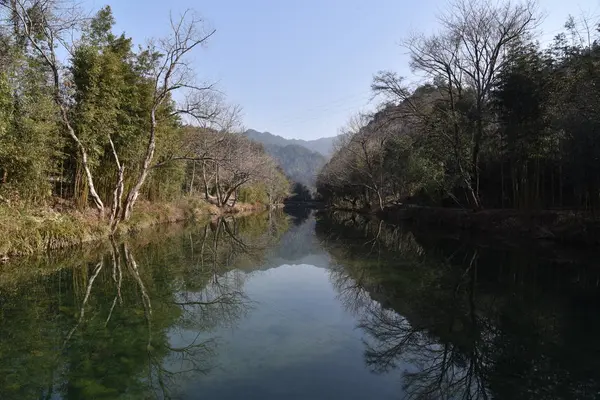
[85,0,599,140]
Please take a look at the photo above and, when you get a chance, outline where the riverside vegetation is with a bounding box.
[317,0,600,242]
[0,2,290,256]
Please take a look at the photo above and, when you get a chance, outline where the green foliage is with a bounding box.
[238,184,268,204]
[289,182,312,202]
[320,12,600,213]
[70,9,159,202]
[0,4,285,222]
[0,48,63,203]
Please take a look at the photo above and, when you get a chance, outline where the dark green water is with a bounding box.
[1,210,600,400]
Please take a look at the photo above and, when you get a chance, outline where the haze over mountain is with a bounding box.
[244,129,333,188]
[245,129,337,157]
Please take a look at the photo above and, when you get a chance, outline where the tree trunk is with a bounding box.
[189,161,196,194]
[465,182,480,211]
[231,187,239,207]
[500,159,505,208]
[202,161,210,200]
[559,163,563,207]
[122,109,158,221]
[470,95,485,210]
[59,99,104,216]
[376,190,384,212]
[215,164,222,206]
[222,183,245,207]
[108,135,124,231]
[471,114,483,210]
[110,165,125,231]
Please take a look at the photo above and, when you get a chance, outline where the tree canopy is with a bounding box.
[318,0,600,214]
[0,2,289,226]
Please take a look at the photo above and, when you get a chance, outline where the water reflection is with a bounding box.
[319,211,600,400]
[0,212,288,400]
[1,210,600,399]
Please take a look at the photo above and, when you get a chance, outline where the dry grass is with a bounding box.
[0,196,258,258]
[0,206,108,257]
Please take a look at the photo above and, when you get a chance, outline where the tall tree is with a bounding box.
[2,0,107,214]
[120,10,219,221]
[373,0,540,209]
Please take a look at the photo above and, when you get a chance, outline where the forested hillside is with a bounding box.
[245,129,337,157]
[244,129,327,188]
[318,0,600,214]
[0,2,289,230]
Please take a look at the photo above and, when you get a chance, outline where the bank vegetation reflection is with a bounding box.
[0,212,288,400]
[320,212,600,400]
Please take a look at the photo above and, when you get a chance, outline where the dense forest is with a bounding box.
[318,0,600,214]
[0,1,289,229]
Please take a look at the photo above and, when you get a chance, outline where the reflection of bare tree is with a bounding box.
[124,244,153,348]
[122,243,233,400]
[329,263,374,316]
[174,273,249,331]
[360,300,490,400]
[3,214,285,400]
[105,241,123,327]
[58,235,250,399]
[320,212,424,262]
[360,307,422,373]
[62,261,104,347]
[323,211,600,400]
[329,227,491,400]
[190,215,277,282]
[363,256,491,400]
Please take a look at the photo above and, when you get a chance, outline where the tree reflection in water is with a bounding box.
[321,211,600,400]
[0,212,288,400]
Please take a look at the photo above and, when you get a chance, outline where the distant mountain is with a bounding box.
[244,129,337,157]
[263,143,326,188]
[243,129,329,188]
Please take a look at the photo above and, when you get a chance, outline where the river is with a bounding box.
[1,210,599,399]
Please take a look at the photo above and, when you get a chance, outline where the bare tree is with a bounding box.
[263,161,289,208]
[373,0,540,209]
[444,0,540,204]
[120,10,219,221]
[373,41,480,208]
[320,112,399,211]
[211,134,272,207]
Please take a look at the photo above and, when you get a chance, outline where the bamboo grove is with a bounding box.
[0,1,289,227]
[318,0,600,213]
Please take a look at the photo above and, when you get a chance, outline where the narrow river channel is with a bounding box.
[1,210,599,399]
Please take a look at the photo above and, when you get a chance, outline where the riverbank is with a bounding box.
[379,205,600,246]
[0,197,267,258]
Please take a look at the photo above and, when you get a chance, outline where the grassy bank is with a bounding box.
[0,197,267,258]
[379,205,600,246]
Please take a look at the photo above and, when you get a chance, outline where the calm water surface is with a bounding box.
[1,210,600,399]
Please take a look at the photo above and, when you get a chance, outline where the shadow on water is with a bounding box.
[0,211,290,400]
[317,211,600,400]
